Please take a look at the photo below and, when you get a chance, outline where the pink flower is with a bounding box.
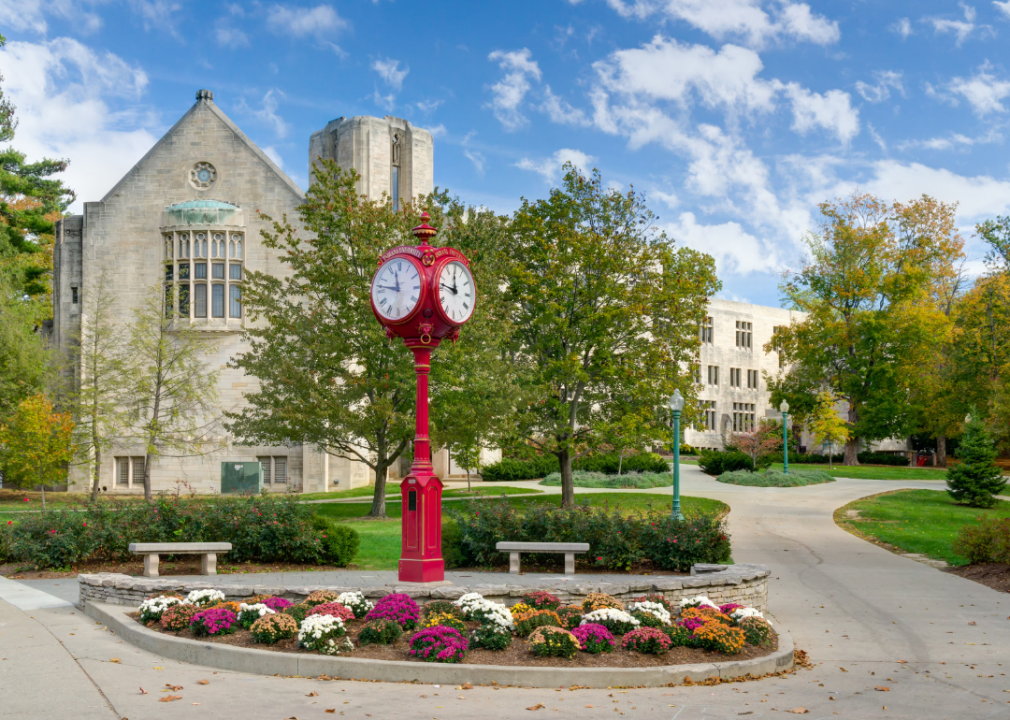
[83,522,87,528]
[23,498,29,502]
[6,521,11,526]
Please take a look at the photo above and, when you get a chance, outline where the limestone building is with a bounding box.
[53,89,435,494]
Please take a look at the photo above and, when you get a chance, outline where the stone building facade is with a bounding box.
[53,90,437,494]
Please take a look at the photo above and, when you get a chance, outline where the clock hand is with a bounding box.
[440,282,458,295]
[378,285,399,291]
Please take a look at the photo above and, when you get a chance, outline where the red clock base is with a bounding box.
[397,557,446,583]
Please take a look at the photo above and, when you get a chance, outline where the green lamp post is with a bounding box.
[780,399,790,475]
[670,389,685,520]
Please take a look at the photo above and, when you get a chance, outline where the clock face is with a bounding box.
[437,260,475,324]
[372,258,422,322]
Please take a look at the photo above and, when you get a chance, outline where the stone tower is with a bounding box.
[308,116,434,206]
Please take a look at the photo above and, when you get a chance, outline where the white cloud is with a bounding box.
[414,99,442,114]
[128,0,184,38]
[664,211,779,274]
[463,149,485,175]
[372,89,395,112]
[602,0,838,48]
[216,24,249,48]
[0,0,102,35]
[236,89,290,138]
[486,48,541,130]
[996,1,1010,19]
[515,148,595,183]
[541,86,591,126]
[594,36,777,116]
[649,189,680,209]
[938,63,1010,116]
[928,3,991,45]
[783,83,859,143]
[262,145,284,169]
[891,17,913,38]
[863,160,1010,220]
[896,128,1002,151]
[0,38,157,212]
[427,124,446,137]
[267,4,346,37]
[855,70,904,103]
[372,58,409,90]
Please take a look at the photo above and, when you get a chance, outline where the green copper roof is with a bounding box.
[164,199,240,226]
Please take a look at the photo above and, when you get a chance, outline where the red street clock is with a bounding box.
[370,213,476,583]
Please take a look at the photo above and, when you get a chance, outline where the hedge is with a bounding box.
[698,450,755,475]
[482,452,669,481]
[445,497,730,572]
[0,495,358,570]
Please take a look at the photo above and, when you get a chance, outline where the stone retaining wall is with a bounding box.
[78,563,768,610]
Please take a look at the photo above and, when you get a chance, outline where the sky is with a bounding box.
[2,0,1010,307]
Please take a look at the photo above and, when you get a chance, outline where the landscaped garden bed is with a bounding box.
[129,588,778,669]
[717,469,834,487]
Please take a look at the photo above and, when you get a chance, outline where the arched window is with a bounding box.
[163,229,244,321]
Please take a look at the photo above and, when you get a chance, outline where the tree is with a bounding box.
[125,285,221,500]
[0,33,76,305]
[769,194,964,465]
[807,389,849,469]
[0,272,51,422]
[501,165,720,507]
[946,413,1005,508]
[228,162,512,517]
[726,419,782,469]
[64,274,131,500]
[0,392,74,510]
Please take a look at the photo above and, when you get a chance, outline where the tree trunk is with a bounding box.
[466,468,471,492]
[558,448,575,508]
[617,447,625,476]
[843,438,860,466]
[143,449,154,501]
[90,446,102,502]
[937,436,947,468]
[368,457,389,518]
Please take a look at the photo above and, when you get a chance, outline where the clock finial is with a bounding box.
[412,212,437,246]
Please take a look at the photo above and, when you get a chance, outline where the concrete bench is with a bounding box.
[128,542,232,578]
[496,542,590,575]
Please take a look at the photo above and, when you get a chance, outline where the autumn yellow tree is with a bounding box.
[0,392,74,510]
[807,390,849,469]
[769,193,964,465]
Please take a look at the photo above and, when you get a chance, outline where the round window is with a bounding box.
[189,162,217,189]
[197,168,211,183]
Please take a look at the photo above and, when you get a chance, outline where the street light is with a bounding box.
[670,389,685,520]
[780,400,790,475]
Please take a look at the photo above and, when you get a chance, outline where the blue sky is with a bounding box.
[3,0,1010,306]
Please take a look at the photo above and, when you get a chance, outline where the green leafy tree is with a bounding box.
[64,274,131,500]
[0,33,76,304]
[501,165,720,506]
[946,413,1005,508]
[807,389,850,468]
[769,193,964,465]
[0,392,74,510]
[0,272,51,422]
[124,286,221,500]
[228,162,512,517]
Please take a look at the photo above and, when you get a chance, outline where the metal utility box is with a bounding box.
[221,462,263,495]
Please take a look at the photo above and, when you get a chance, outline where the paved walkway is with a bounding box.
[7,467,1010,719]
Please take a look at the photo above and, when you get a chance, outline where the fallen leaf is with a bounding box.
[165,684,183,691]
[159,695,182,703]
[307,692,319,697]
[153,667,163,670]
[460,682,473,690]
[875,686,890,692]
[586,705,594,709]
[839,667,847,672]
[786,708,808,715]
[197,680,209,686]
[969,622,977,626]
[139,688,147,695]
[897,660,907,664]
[110,658,121,664]
[191,703,200,706]
[527,704,545,711]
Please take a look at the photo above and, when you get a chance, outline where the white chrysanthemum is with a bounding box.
[238,602,274,619]
[336,591,373,610]
[139,595,185,621]
[580,608,640,627]
[730,607,764,622]
[454,592,486,611]
[185,589,226,606]
[299,614,345,642]
[678,595,719,610]
[629,601,671,625]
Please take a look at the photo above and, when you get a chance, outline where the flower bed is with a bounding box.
[131,588,780,670]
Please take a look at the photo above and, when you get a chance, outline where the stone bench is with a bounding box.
[496,542,590,575]
[128,542,232,578]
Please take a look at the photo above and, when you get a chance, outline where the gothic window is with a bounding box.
[162,228,243,323]
[391,133,401,210]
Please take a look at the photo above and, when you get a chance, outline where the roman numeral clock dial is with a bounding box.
[371,259,421,322]
[438,260,475,324]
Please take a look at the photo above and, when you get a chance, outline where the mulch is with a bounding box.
[947,563,1010,593]
[136,614,777,668]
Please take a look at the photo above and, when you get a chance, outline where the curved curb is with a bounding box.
[85,602,794,688]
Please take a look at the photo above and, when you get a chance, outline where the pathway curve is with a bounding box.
[6,468,1010,719]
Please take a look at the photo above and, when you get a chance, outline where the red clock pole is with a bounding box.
[371,213,474,584]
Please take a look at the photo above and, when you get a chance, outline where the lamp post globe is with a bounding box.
[670,389,685,520]
[780,400,790,475]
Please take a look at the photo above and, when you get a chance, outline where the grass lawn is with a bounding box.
[835,489,1010,565]
[316,492,728,571]
[766,463,952,481]
[300,485,539,502]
